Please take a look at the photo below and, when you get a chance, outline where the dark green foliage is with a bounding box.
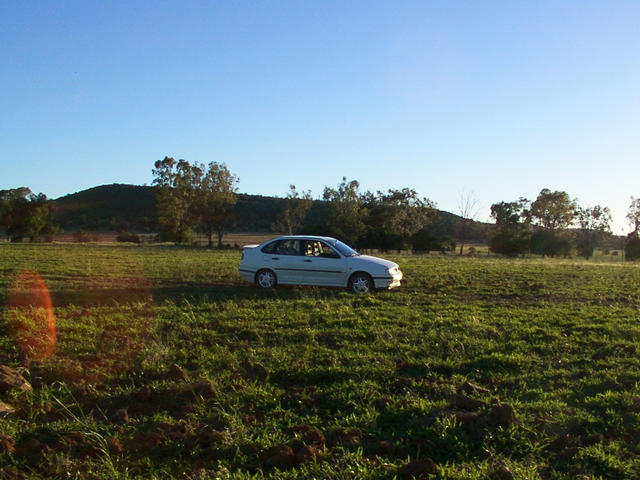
[297,223,339,238]
[489,199,531,256]
[0,188,59,242]
[362,188,436,245]
[358,227,406,250]
[196,162,239,248]
[625,233,640,260]
[489,230,530,256]
[151,158,239,246]
[491,194,616,259]
[530,230,572,257]
[411,227,456,252]
[152,157,204,243]
[322,181,441,250]
[322,177,367,245]
[574,205,612,259]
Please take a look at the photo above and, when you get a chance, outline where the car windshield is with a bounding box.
[333,240,359,257]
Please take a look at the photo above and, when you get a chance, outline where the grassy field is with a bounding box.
[1,244,640,479]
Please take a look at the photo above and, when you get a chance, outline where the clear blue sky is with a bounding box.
[2,1,639,233]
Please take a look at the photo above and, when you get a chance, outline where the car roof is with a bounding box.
[262,235,337,244]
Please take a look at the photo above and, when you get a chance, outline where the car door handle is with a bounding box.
[304,259,312,262]
[272,257,280,260]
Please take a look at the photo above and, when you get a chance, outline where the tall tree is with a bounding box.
[273,185,313,235]
[197,162,239,248]
[530,188,576,230]
[529,189,576,257]
[627,196,640,234]
[626,197,640,260]
[152,157,203,243]
[490,198,531,226]
[574,205,612,259]
[322,177,366,245]
[456,190,479,255]
[24,193,58,242]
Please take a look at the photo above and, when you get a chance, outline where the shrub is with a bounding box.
[489,230,530,256]
[625,234,640,260]
[412,229,456,253]
[157,228,194,244]
[530,230,572,257]
[73,230,103,242]
[116,231,140,243]
[358,228,406,251]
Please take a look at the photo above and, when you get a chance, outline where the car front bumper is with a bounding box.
[373,270,403,290]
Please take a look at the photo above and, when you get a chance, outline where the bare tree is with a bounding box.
[457,190,480,255]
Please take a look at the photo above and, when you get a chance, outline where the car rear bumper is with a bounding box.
[239,268,256,283]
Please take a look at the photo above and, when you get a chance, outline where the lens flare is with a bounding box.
[7,271,56,361]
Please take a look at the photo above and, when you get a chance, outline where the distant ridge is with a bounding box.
[54,184,157,231]
[53,183,490,241]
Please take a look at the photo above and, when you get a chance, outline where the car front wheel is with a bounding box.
[256,269,277,289]
[349,272,373,294]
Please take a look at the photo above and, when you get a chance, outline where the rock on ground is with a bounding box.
[0,401,16,419]
[0,365,31,393]
[399,458,438,477]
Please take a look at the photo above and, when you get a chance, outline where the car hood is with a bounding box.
[347,255,398,271]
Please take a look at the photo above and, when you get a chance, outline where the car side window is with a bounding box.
[318,241,340,259]
[275,239,301,256]
[261,241,279,254]
[302,240,320,256]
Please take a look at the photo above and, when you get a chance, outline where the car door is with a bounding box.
[299,240,347,286]
[267,239,302,284]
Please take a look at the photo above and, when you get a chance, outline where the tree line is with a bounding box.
[489,189,640,259]
[3,156,640,261]
[129,157,640,259]
[151,162,456,252]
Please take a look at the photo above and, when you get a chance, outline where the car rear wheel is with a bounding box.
[349,272,373,294]
[256,269,277,289]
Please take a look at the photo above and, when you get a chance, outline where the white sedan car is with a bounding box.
[239,235,403,293]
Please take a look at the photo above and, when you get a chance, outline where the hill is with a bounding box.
[53,184,491,242]
[54,184,158,231]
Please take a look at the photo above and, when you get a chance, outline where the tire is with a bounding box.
[255,269,277,289]
[349,272,373,294]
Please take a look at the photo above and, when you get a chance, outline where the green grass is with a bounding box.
[1,244,640,479]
